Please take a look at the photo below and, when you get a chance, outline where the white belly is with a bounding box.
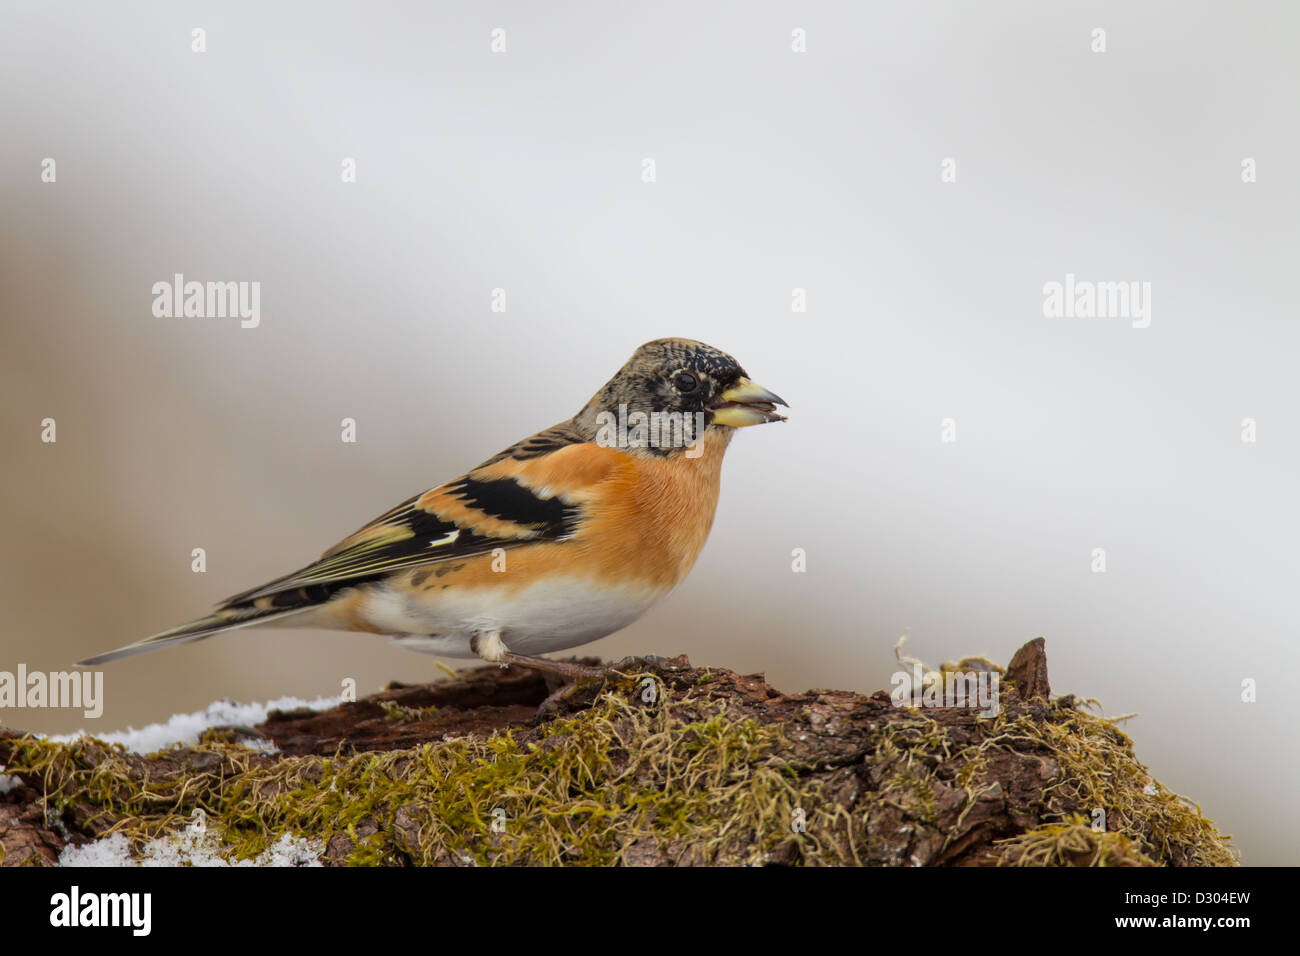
[359,575,668,659]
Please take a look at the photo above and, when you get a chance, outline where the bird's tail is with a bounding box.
[77,604,310,666]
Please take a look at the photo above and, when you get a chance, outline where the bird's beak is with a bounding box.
[709,377,789,427]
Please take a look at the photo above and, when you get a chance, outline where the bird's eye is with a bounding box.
[673,372,698,393]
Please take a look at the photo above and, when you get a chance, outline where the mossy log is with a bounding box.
[0,639,1235,866]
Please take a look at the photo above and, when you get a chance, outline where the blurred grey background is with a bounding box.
[2,1,1296,863]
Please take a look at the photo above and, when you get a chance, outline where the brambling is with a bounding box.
[80,338,787,681]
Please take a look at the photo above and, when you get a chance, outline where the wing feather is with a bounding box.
[219,437,617,607]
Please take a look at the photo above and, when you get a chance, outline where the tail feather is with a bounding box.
[77,605,310,667]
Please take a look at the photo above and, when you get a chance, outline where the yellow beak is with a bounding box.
[710,377,789,427]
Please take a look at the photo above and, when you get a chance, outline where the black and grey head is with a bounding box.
[571,338,787,453]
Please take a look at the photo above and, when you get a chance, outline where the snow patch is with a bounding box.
[60,827,323,867]
[46,695,343,754]
[0,766,21,794]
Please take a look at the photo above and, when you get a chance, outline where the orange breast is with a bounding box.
[320,430,734,634]
[570,428,732,589]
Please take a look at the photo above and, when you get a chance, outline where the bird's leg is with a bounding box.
[469,630,605,680]
[499,652,608,681]
[468,629,511,667]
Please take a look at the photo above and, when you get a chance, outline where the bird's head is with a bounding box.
[575,338,787,456]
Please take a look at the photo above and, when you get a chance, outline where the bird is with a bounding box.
[79,338,787,682]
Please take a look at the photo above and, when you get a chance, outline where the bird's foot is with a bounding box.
[532,679,595,722]
[602,654,667,674]
[469,630,674,721]
[499,654,670,722]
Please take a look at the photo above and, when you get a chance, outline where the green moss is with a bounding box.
[975,703,1236,867]
[0,669,1237,867]
[4,675,841,866]
[996,818,1158,866]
